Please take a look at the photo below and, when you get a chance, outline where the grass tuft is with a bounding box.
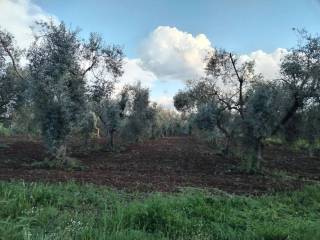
[0,181,319,239]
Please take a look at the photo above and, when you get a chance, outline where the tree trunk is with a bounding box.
[55,143,67,165]
[95,126,100,138]
[308,148,314,158]
[151,124,156,139]
[188,125,192,136]
[254,139,263,171]
[109,129,114,149]
[223,135,232,156]
[272,95,301,136]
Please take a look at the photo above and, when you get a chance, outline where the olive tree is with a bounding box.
[174,31,320,171]
[96,99,122,148]
[242,31,320,168]
[0,29,25,125]
[174,49,259,156]
[27,21,123,160]
[242,81,288,169]
[86,39,124,149]
[121,83,156,142]
[274,30,320,134]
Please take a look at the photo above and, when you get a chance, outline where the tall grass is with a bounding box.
[0,181,319,240]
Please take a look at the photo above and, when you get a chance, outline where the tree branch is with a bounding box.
[0,35,24,81]
[271,94,301,135]
[81,56,98,78]
[229,53,244,119]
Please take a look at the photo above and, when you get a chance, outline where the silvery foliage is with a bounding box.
[27,21,124,154]
[0,29,24,122]
[121,83,156,141]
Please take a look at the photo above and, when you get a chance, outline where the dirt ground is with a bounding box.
[0,136,319,194]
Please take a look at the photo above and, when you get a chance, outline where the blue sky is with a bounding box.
[1,0,320,108]
[34,0,320,56]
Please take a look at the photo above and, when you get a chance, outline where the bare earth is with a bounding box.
[0,136,319,194]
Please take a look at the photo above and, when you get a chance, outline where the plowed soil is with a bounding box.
[0,136,319,194]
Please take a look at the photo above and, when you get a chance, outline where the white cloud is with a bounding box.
[139,26,213,81]
[151,95,174,109]
[0,0,56,49]
[139,26,287,83]
[115,58,157,93]
[240,48,288,80]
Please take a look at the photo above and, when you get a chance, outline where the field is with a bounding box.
[1,136,320,239]
[1,1,320,239]
[0,136,319,194]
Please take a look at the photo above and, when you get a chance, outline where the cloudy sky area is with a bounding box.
[1,0,320,108]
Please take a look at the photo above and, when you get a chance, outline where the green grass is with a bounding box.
[0,123,12,137]
[0,181,320,240]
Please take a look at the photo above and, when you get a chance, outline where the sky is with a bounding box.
[1,0,320,108]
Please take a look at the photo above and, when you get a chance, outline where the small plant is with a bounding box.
[265,137,283,145]
[30,157,86,171]
[0,123,12,136]
[238,150,264,174]
[271,169,297,181]
[293,139,310,151]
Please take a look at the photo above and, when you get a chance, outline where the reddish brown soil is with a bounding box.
[0,136,319,194]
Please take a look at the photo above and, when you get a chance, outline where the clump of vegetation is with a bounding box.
[0,181,319,240]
